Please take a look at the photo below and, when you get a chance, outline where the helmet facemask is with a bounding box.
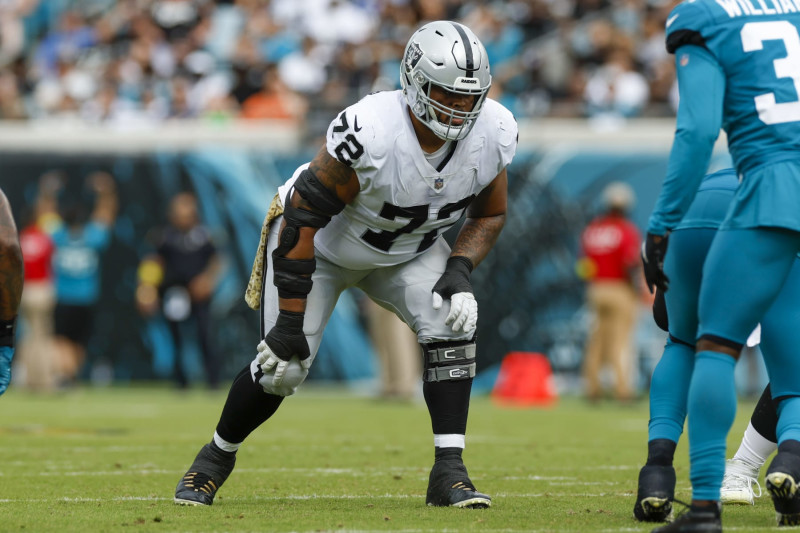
[415,74,490,141]
[401,21,492,142]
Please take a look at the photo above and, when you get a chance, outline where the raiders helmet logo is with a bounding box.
[405,42,423,71]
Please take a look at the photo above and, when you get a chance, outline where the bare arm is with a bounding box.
[135,253,163,317]
[450,168,507,268]
[36,171,64,221]
[189,253,222,302]
[278,147,360,313]
[88,172,118,226]
[0,189,23,321]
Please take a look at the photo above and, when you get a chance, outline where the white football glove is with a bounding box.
[433,291,478,333]
[256,340,312,387]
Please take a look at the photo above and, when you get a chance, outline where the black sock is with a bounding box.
[754,384,778,443]
[646,438,677,467]
[435,447,463,462]
[215,364,284,444]
[423,378,472,435]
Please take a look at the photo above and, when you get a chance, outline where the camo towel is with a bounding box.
[245,193,283,310]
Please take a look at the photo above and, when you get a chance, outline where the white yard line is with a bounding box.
[1,465,635,478]
[0,491,641,504]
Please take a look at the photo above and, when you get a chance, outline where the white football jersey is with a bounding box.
[277,90,517,270]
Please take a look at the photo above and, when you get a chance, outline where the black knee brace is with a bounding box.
[421,340,476,383]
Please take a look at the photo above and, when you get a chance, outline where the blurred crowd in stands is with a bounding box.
[0,0,680,136]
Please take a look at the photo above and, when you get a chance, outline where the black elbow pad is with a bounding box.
[293,168,346,217]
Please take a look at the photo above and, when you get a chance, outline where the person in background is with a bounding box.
[579,181,641,402]
[50,171,117,387]
[135,192,222,389]
[0,186,24,396]
[17,205,56,392]
[240,65,308,122]
[15,172,62,392]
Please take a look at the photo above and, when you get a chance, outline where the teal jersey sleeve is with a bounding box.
[663,0,800,173]
[647,45,725,235]
[665,0,714,54]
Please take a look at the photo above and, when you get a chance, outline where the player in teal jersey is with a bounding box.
[635,169,739,525]
[636,168,800,528]
[644,0,800,531]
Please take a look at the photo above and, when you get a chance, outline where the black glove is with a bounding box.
[652,288,669,332]
[642,232,669,294]
[265,310,310,362]
[432,256,474,300]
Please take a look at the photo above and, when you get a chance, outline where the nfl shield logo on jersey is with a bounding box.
[434,177,444,190]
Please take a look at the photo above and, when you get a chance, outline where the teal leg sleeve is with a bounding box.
[688,351,737,501]
[648,338,694,443]
[777,398,800,445]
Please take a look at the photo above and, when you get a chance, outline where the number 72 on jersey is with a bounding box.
[361,196,475,253]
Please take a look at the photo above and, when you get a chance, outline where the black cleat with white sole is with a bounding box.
[174,442,236,506]
[766,448,800,526]
[650,502,721,533]
[634,464,676,522]
[426,458,491,508]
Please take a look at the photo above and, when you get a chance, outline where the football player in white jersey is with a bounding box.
[174,20,517,509]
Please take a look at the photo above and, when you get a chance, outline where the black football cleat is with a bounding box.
[634,464,676,522]
[426,458,491,508]
[174,442,236,506]
[766,450,800,526]
[650,502,721,533]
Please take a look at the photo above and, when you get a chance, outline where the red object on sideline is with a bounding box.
[491,352,558,407]
[20,224,54,282]
[581,214,641,281]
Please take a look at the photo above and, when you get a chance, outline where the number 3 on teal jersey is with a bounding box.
[741,21,800,125]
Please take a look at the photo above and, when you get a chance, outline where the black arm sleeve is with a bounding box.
[666,29,707,54]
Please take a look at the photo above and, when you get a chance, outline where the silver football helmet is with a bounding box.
[400,21,492,141]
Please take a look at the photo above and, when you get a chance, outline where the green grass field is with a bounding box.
[0,386,784,532]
